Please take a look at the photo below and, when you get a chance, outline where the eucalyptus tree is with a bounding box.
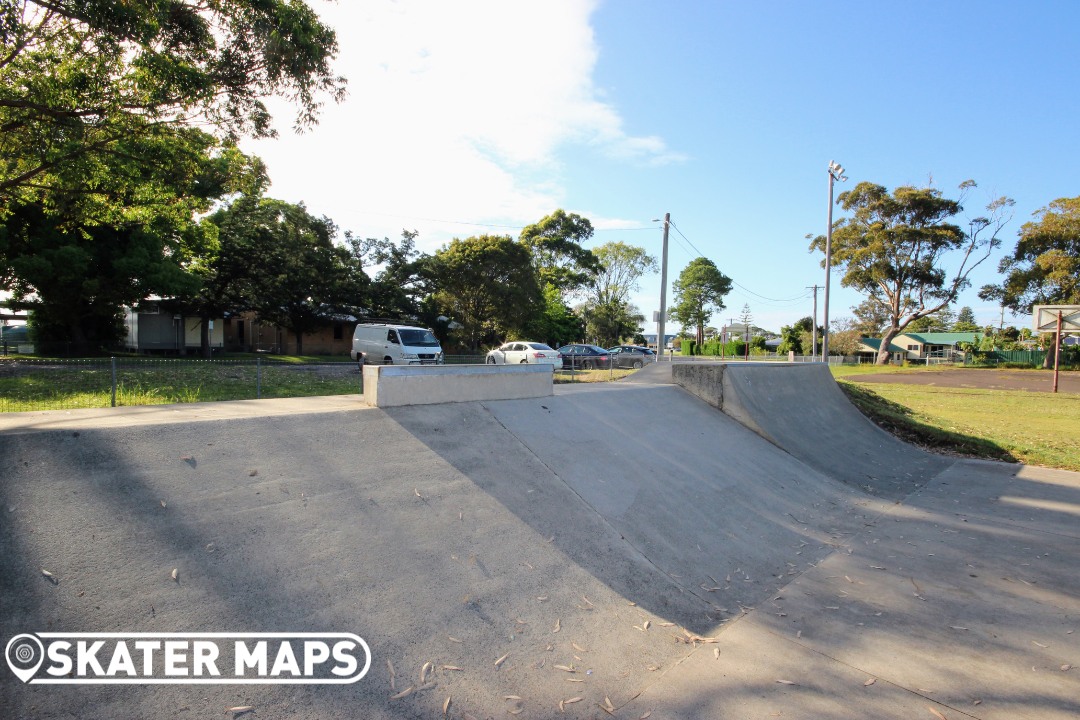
[579,241,656,347]
[809,180,1013,364]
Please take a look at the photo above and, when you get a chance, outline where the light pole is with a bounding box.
[653,214,670,361]
[822,160,847,362]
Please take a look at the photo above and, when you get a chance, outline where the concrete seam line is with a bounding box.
[760,626,981,719]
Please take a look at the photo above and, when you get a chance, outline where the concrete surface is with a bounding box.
[363,363,553,407]
[673,362,954,499]
[1,365,1077,719]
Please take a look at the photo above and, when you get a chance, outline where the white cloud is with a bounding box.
[242,0,679,250]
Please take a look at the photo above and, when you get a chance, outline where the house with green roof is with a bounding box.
[857,332,979,363]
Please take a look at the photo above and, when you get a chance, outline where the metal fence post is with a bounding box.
[110,356,117,407]
[256,356,262,399]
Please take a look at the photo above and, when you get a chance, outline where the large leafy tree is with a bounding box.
[236,199,367,355]
[348,230,435,322]
[0,0,344,199]
[809,180,1013,364]
[981,196,1080,311]
[429,235,541,352]
[669,257,732,346]
[579,242,656,347]
[0,127,249,353]
[518,209,601,293]
[980,196,1080,367]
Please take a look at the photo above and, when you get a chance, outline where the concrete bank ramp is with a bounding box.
[672,362,954,499]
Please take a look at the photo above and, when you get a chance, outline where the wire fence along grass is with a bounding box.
[0,358,362,412]
[0,355,646,412]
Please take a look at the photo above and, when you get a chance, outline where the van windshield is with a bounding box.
[398,329,441,347]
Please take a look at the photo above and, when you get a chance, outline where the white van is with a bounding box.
[351,323,444,366]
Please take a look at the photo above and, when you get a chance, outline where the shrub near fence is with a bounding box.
[0,357,362,412]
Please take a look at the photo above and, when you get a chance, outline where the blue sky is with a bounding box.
[242,0,1080,336]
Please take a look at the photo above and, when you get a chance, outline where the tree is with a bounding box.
[737,304,753,358]
[669,257,733,346]
[906,307,954,334]
[0,0,344,200]
[239,199,367,355]
[982,196,1080,312]
[429,235,541,352]
[851,297,890,336]
[518,210,601,293]
[348,230,435,322]
[809,180,1013,364]
[981,196,1080,368]
[778,316,816,356]
[0,128,250,354]
[525,284,584,348]
[953,306,979,332]
[828,317,863,356]
[580,300,643,348]
[580,241,657,345]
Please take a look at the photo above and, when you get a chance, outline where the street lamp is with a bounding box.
[822,160,847,362]
[652,214,671,361]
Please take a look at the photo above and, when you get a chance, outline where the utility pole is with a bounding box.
[807,285,820,360]
[656,213,671,362]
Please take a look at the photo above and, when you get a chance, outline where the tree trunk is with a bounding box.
[1043,331,1059,369]
[294,328,303,356]
[877,326,902,365]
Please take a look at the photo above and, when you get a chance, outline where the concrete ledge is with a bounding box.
[362,363,553,407]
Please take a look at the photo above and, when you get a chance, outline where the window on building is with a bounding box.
[333,323,343,340]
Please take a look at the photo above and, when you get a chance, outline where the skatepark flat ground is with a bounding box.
[1,364,1077,719]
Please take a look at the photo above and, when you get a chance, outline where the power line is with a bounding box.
[667,219,814,304]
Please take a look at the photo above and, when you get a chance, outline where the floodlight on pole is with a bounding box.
[822,160,847,362]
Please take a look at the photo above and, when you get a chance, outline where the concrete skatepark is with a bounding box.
[0,362,1077,718]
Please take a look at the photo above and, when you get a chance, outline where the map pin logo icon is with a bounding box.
[6,634,44,683]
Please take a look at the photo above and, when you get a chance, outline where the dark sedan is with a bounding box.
[608,345,656,369]
[556,344,612,370]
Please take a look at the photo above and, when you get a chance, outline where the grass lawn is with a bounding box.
[0,359,361,412]
[834,372,1080,472]
[554,367,635,383]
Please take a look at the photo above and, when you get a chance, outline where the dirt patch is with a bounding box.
[850,367,1080,393]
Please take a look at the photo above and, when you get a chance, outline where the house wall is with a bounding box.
[224,313,351,355]
[183,318,224,350]
[277,322,351,355]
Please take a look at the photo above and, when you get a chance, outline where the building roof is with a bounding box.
[901,332,979,345]
[858,337,906,353]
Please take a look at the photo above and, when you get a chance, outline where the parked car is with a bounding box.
[608,345,656,369]
[352,323,444,366]
[556,344,612,370]
[486,341,562,366]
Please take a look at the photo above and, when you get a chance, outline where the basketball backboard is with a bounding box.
[1033,305,1080,333]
